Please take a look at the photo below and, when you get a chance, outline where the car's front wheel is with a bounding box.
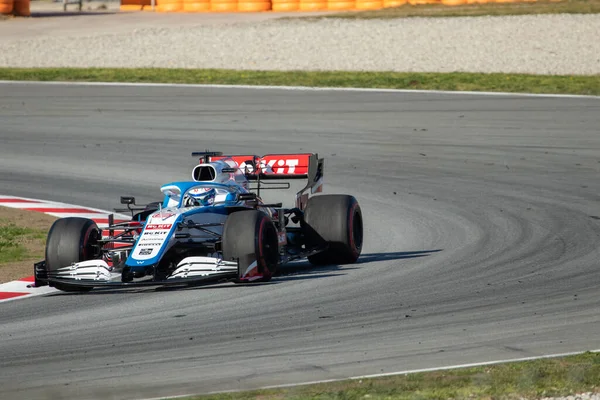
[45,217,102,292]
[222,210,279,282]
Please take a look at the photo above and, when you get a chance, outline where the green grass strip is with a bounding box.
[0,222,46,263]
[0,68,599,95]
[308,0,600,20]
[178,352,599,400]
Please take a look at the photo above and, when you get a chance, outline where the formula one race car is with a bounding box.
[34,152,363,292]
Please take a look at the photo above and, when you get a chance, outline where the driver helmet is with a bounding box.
[194,187,216,206]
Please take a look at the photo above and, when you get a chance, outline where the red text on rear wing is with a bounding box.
[209,154,312,177]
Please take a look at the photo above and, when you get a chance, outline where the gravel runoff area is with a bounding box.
[0,12,599,75]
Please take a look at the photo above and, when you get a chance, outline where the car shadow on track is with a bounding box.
[165,249,444,290]
[355,249,442,264]
[145,249,445,291]
[272,249,443,280]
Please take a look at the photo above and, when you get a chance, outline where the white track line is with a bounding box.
[140,349,600,400]
[0,80,598,99]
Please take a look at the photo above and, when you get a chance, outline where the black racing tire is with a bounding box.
[45,217,102,292]
[222,210,279,282]
[304,194,363,265]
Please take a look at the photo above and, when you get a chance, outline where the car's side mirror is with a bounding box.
[238,193,257,201]
[120,196,136,205]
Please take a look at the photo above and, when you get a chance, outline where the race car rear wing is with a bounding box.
[192,151,324,209]
[196,153,311,179]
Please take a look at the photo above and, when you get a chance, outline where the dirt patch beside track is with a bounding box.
[0,207,55,283]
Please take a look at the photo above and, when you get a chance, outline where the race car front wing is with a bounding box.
[34,257,240,289]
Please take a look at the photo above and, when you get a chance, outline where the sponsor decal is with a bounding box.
[143,231,168,236]
[139,236,165,242]
[139,248,153,256]
[239,158,299,175]
[152,211,175,221]
[145,224,172,230]
[211,154,310,175]
[265,158,300,174]
[278,231,287,245]
[151,212,176,220]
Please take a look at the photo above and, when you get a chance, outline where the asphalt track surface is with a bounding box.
[0,82,599,400]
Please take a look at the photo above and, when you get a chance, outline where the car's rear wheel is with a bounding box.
[222,210,279,282]
[304,194,363,265]
[45,217,102,292]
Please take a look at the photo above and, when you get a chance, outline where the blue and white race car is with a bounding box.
[34,151,363,292]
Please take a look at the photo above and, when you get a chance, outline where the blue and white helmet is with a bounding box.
[197,188,216,206]
[185,188,216,207]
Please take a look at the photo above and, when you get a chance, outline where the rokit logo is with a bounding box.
[145,224,172,230]
[239,158,300,175]
[144,231,168,236]
[213,154,310,175]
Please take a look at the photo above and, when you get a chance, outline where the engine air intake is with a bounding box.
[193,165,216,181]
